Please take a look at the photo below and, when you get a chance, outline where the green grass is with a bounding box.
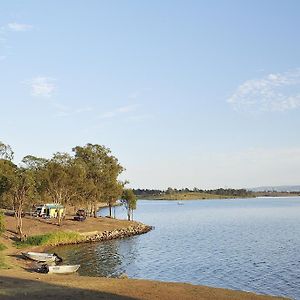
[0,242,9,269]
[15,231,84,248]
[0,256,9,269]
[0,242,7,251]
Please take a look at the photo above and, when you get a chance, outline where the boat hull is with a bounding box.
[22,252,57,262]
[48,265,80,274]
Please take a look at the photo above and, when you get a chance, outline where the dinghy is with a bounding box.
[38,264,80,274]
[22,252,62,263]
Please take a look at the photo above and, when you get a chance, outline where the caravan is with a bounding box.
[34,204,64,219]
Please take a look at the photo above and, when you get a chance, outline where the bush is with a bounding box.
[0,212,5,234]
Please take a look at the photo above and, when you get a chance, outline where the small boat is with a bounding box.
[177,201,184,205]
[47,264,80,274]
[22,252,62,263]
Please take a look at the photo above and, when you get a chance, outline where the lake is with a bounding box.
[53,197,300,299]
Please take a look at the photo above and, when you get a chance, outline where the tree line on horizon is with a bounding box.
[0,141,137,240]
[133,187,253,197]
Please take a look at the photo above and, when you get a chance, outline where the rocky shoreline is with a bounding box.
[82,223,153,243]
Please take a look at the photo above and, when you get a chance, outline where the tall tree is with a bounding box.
[121,189,137,221]
[0,159,35,240]
[73,144,124,217]
[40,152,85,225]
[104,181,124,218]
[0,141,14,161]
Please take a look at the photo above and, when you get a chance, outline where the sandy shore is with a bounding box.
[0,215,288,300]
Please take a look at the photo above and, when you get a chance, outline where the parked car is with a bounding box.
[74,209,86,221]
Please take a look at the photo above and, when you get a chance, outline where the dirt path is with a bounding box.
[4,214,138,236]
[0,268,288,300]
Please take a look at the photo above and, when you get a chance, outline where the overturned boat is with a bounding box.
[22,252,62,263]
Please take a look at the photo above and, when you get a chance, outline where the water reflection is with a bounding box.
[54,236,139,278]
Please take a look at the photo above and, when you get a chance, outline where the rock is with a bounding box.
[118,273,128,279]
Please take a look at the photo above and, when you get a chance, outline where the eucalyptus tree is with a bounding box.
[121,189,137,221]
[0,147,36,240]
[102,153,125,217]
[22,155,49,203]
[104,180,124,218]
[0,141,14,161]
[72,143,124,217]
[39,152,86,225]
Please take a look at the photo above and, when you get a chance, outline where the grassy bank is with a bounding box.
[15,231,84,248]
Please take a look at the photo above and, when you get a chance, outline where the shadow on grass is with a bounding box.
[0,275,137,300]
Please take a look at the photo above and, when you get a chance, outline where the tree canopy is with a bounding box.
[0,141,127,238]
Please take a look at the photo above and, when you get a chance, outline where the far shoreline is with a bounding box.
[137,195,300,201]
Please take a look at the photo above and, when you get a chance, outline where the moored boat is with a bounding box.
[22,252,62,263]
[47,264,80,274]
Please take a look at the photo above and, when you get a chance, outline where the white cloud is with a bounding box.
[228,69,300,112]
[100,104,138,119]
[7,22,33,32]
[53,104,93,118]
[27,77,56,98]
[127,114,153,122]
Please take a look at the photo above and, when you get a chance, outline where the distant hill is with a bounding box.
[250,185,300,192]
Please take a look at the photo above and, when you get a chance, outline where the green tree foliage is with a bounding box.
[0,141,127,237]
[0,142,14,161]
[73,143,124,217]
[121,189,137,221]
[0,151,36,240]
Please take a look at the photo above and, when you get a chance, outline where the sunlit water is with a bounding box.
[53,198,300,299]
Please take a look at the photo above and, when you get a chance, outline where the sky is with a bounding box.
[0,1,300,189]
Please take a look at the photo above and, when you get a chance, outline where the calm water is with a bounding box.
[53,198,300,299]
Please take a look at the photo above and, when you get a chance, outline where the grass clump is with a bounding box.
[15,231,84,248]
[0,212,5,234]
[0,256,9,269]
[0,242,9,269]
[0,242,7,251]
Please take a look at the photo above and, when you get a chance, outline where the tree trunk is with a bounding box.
[15,209,24,241]
[89,203,93,217]
[93,203,97,218]
[127,210,130,221]
[109,203,112,217]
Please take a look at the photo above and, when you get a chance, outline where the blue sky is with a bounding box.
[1,1,300,189]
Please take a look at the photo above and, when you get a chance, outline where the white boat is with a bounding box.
[47,264,80,274]
[22,252,62,262]
[177,201,184,205]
